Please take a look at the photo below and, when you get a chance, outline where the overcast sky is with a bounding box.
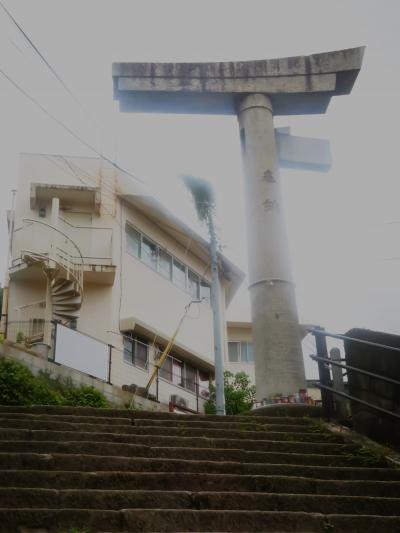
[1,1,400,376]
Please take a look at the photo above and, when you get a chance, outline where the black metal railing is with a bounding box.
[309,327,400,421]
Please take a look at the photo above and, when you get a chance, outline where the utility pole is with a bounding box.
[182,174,226,415]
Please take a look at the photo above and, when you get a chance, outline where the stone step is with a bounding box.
[0,431,366,465]
[132,418,317,432]
[1,488,400,516]
[1,470,399,496]
[0,405,131,418]
[0,412,316,433]
[0,452,397,480]
[0,427,349,453]
[0,405,312,425]
[0,412,132,426]
[131,410,313,425]
[0,420,337,443]
[0,508,399,532]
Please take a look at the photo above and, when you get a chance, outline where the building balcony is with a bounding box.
[10,218,116,285]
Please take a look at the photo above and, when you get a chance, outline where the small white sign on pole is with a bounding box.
[54,324,110,382]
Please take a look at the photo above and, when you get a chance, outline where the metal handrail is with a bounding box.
[16,300,46,311]
[22,218,84,264]
[18,218,84,293]
[310,354,400,387]
[310,327,400,421]
[58,216,112,231]
[308,327,400,354]
[312,382,400,420]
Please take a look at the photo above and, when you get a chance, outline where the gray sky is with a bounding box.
[1,0,400,371]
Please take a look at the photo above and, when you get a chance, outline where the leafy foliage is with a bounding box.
[63,385,108,408]
[181,174,215,224]
[0,357,108,408]
[204,371,256,415]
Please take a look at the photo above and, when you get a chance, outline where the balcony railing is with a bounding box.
[58,217,113,266]
[12,217,113,270]
[12,219,84,289]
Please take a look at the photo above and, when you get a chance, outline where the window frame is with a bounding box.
[125,222,211,301]
[123,335,149,371]
[158,352,210,396]
[228,341,254,363]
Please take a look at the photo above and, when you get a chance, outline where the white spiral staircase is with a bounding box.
[15,219,84,338]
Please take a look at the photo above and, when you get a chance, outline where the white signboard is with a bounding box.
[54,324,109,381]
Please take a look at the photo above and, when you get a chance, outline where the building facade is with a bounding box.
[226,321,255,383]
[3,153,244,412]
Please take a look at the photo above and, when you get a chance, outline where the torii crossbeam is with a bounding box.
[112,47,364,402]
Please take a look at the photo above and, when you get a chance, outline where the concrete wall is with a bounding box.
[0,341,168,411]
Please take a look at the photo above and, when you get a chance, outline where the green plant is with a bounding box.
[15,331,25,344]
[0,357,37,405]
[0,357,109,408]
[204,371,256,415]
[64,385,108,408]
[342,445,388,467]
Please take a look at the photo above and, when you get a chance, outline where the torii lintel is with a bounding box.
[113,47,364,116]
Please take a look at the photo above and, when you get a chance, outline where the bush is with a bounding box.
[0,357,109,408]
[204,371,256,415]
[64,385,108,408]
[0,357,37,405]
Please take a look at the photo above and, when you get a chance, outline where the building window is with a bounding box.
[29,318,45,336]
[123,335,149,370]
[141,236,158,270]
[159,249,172,279]
[172,359,184,387]
[172,258,186,290]
[126,225,141,258]
[159,355,172,381]
[125,223,211,300]
[159,353,209,395]
[228,341,254,363]
[241,342,254,362]
[228,342,239,362]
[188,269,200,299]
[185,363,197,392]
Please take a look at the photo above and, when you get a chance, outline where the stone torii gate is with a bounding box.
[112,47,364,401]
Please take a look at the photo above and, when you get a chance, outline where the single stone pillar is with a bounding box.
[237,93,306,400]
[330,347,348,419]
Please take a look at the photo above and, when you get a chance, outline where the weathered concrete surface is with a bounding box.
[0,406,398,531]
[238,93,306,399]
[113,47,364,115]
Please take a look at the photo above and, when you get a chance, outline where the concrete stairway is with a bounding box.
[0,405,399,532]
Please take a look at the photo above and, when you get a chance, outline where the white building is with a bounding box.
[226,321,255,383]
[3,153,244,412]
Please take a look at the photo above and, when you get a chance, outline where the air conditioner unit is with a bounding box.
[170,394,188,408]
